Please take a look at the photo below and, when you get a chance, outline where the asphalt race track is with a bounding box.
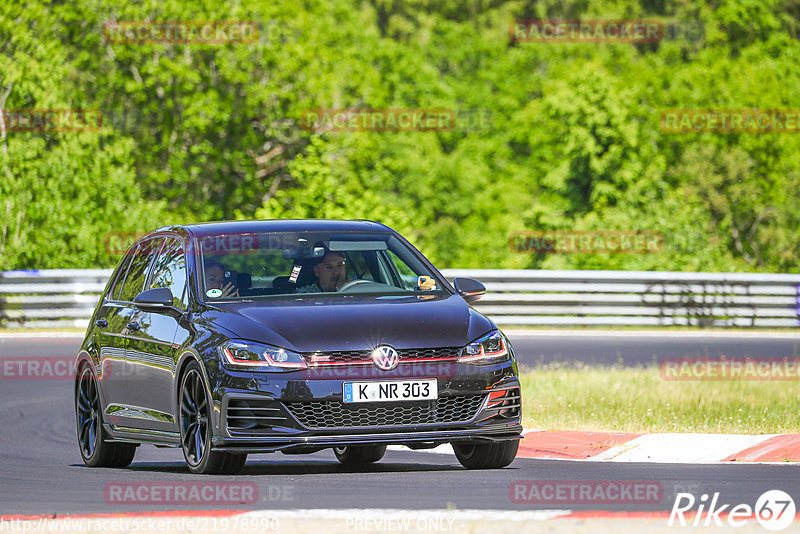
[1,332,799,516]
[507,331,800,367]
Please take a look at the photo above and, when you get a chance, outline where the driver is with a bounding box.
[296,251,347,292]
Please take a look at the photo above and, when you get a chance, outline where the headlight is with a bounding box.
[458,331,509,364]
[219,340,307,371]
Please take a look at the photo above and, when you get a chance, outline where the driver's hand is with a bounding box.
[333,276,347,291]
[220,283,239,297]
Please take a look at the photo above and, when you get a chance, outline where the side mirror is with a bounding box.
[133,287,174,308]
[453,277,485,304]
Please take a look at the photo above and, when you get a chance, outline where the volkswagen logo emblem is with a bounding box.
[371,345,399,371]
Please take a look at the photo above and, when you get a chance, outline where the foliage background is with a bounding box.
[1,0,798,272]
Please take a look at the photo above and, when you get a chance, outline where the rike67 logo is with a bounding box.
[669,490,796,531]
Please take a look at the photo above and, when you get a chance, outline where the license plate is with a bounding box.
[343,379,438,403]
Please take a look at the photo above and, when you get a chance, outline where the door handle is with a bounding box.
[95,319,108,328]
[126,321,141,332]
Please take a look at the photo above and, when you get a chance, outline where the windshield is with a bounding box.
[196,231,447,301]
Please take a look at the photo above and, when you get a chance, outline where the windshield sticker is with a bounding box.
[206,288,223,298]
[289,264,302,283]
[418,276,436,290]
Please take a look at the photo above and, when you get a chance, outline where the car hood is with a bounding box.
[205,294,494,352]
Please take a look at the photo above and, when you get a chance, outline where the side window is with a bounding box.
[117,238,164,302]
[107,250,135,301]
[386,250,425,290]
[343,251,373,281]
[148,238,187,309]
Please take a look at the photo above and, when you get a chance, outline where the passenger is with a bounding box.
[204,261,239,297]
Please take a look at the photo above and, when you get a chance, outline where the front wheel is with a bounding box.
[333,445,387,465]
[452,439,519,469]
[75,364,136,468]
[179,361,246,474]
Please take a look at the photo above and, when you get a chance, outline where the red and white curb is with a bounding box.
[0,509,610,530]
[3,508,799,530]
[0,508,714,524]
[392,430,800,464]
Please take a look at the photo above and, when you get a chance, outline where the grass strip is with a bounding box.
[519,363,800,434]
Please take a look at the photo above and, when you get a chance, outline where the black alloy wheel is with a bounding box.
[76,364,136,467]
[179,361,247,474]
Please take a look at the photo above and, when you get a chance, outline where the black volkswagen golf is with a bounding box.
[75,220,522,474]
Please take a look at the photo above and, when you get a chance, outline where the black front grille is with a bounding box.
[302,347,461,366]
[226,398,287,432]
[284,394,487,429]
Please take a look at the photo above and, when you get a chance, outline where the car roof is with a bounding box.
[148,219,393,239]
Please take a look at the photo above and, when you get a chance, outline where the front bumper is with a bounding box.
[210,360,522,453]
[211,424,522,453]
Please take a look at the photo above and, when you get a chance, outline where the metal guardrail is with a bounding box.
[1,269,799,329]
[0,269,112,329]
[443,269,800,327]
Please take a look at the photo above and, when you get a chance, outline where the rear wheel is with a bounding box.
[75,364,136,468]
[179,362,246,474]
[333,445,387,465]
[453,439,518,469]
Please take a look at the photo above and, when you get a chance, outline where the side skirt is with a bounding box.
[105,424,182,447]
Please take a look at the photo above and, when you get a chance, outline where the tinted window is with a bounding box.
[148,238,187,308]
[117,238,164,302]
[107,250,135,301]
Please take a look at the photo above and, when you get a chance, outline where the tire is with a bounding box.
[333,445,387,465]
[220,453,248,475]
[452,439,519,469]
[179,361,245,474]
[75,364,136,468]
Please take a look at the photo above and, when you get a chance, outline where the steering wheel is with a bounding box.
[338,279,373,292]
